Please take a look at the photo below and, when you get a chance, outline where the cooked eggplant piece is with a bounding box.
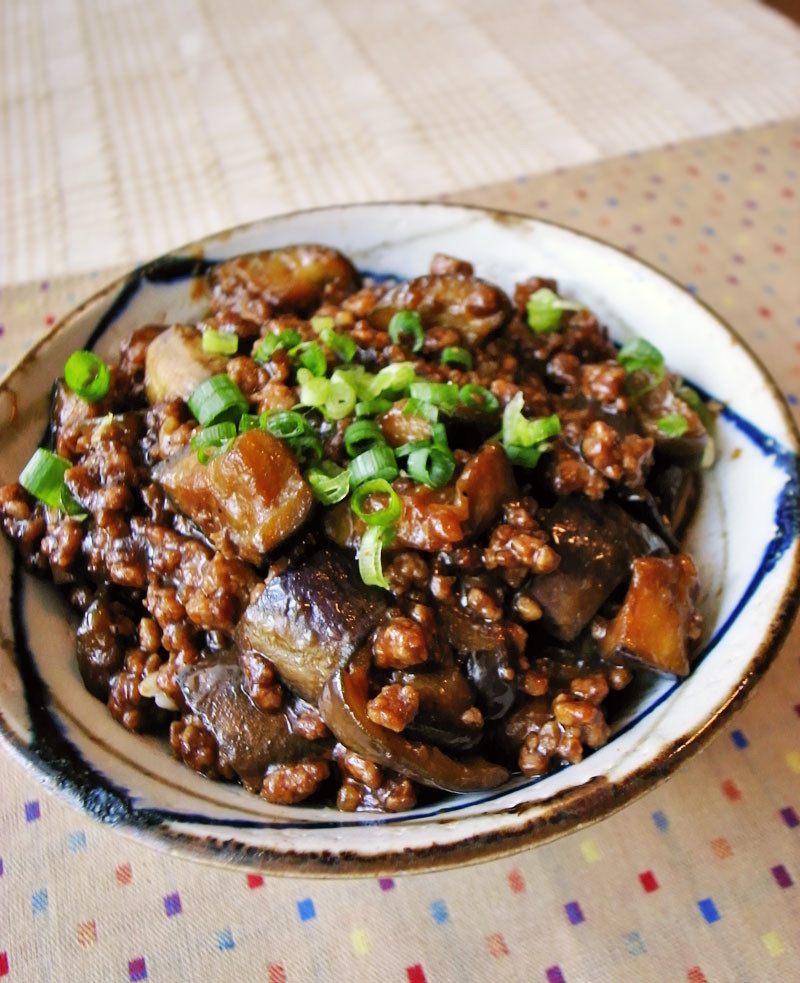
[238,548,387,703]
[76,597,136,699]
[439,607,515,721]
[598,554,698,676]
[530,496,663,642]
[370,273,512,347]
[178,652,323,791]
[320,647,509,792]
[325,444,517,552]
[651,463,701,538]
[209,244,360,319]
[636,378,709,462]
[392,665,481,751]
[155,429,314,566]
[144,324,228,405]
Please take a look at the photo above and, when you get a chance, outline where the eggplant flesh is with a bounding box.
[238,548,387,703]
[144,324,228,405]
[319,647,508,792]
[599,554,698,676]
[155,429,314,566]
[177,652,320,791]
[530,496,663,642]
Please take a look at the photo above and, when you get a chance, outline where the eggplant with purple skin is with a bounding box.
[76,597,136,699]
[440,606,515,720]
[530,496,665,642]
[320,647,509,792]
[369,273,512,347]
[177,652,324,792]
[237,548,387,703]
[392,664,482,752]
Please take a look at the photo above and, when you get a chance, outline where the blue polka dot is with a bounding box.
[297,898,316,922]
[731,729,749,749]
[786,393,798,406]
[698,898,721,923]
[686,284,699,295]
[606,197,619,207]
[431,900,449,924]
[718,173,731,183]
[703,226,716,236]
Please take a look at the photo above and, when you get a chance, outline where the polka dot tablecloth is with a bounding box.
[0,119,799,982]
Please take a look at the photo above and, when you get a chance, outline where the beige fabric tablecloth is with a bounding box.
[1,0,799,285]
[0,117,799,983]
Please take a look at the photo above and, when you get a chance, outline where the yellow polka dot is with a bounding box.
[722,295,736,309]
[735,234,750,248]
[748,179,763,192]
[786,750,800,774]
[15,300,31,314]
[637,205,651,218]
[580,839,600,863]
[351,928,370,956]
[762,931,784,957]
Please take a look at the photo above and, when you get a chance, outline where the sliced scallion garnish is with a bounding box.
[20,448,73,509]
[238,413,261,432]
[408,380,459,416]
[324,381,357,420]
[187,374,248,426]
[191,422,237,463]
[344,419,385,457]
[298,374,330,408]
[351,478,401,527]
[202,329,238,355]
[64,351,111,403]
[459,383,499,414]
[253,328,302,363]
[657,414,689,438]
[358,524,394,590]
[296,342,327,377]
[441,346,473,371]
[306,460,350,505]
[348,444,399,487]
[263,410,307,440]
[365,362,416,399]
[407,445,455,488]
[388,309,424,352]
[526,287,582,333]
[501,392,561,468]
[355,397,393,418]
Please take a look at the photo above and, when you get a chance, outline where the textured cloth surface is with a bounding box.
[1,0,800,285]
[0,119,799,983]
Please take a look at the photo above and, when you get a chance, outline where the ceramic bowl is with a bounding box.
[1,203,798,875]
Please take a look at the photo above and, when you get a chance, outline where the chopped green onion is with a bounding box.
[394,439,430,459]
[441,346,473,371]
[317,326,357,363]
[191,422,237,463]
[202,328,238,355]
[296,342,327,377]
[310,315,335,334]
[345,420,385,457]
[677,383,714,431]
[657,414,689,438]
[358,524,394,590]
[289,432,323,465]
[351,478,402,526]
[263,410,307,440]
[187,374,249,426]
[402,398,439,424]
[431,422,450,448]
[459,383,499,414]
[299,374,330,407]
[526,287,582,333]
[366,361,417,399]
[409,380,459,415]
[59,483,87,519]
[388,309,424,352]
[64,351,111,402]
[324,380,357,420]
[356,397,393,418]
[253,329,302,362]
[332,365,372,400]
[306,460,350,505]
[501,392,561,468]
[238,413,261,432]
[348,444,399,487]
[407,445,455,488]
[618,338,664,376]
[20,448,72,509]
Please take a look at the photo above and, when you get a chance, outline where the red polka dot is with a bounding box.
[697,243,709,254]
[693,264,705,275]
[712,190,726,202]
[781,188,795,198]
[758,307,772,319]
[686,165,700,176]
[45,315,56,326]
[670,216,683,226]
[575,189,588,200]
[772,243,785,254]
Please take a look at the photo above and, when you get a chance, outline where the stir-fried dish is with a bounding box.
[0,245,714,812]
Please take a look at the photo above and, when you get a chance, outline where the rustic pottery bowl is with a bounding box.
[1,203,798,875]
